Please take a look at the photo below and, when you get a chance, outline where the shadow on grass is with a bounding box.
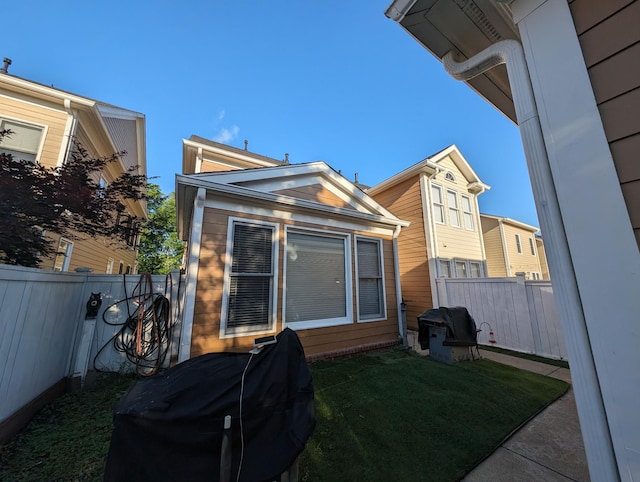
[0,350,567,482]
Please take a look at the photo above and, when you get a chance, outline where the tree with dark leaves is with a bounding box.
[0,129,147,267]
[136,184,184,274]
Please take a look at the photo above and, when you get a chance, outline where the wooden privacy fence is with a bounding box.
[0,265,183,443]
[436,275,567,360]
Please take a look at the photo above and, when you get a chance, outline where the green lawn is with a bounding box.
[0,349,568,482]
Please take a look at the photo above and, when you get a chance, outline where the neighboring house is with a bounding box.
[480,214,545,280]
[175,147,409,360]
[182,135,286,174]
[383,1,640,479]
[0,69,146,273]
[367,144,489,329]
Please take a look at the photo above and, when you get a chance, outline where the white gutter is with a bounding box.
[178,187,206,363]
[443,40,618,480]
[384,0,418,22]
[392,224,406,345]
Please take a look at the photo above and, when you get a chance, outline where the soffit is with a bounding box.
[398,0,519,122]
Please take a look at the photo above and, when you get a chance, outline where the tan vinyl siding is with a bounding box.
[272,184,357,209]
[190,208,400,358]
[502,224,541,277]
[370,176,431,330]
[571,0,640,246]
[0,95,68,168]
[481,217,507,277]
[433,156,484,260]
[199,160,241,173]
[39,234,137,273]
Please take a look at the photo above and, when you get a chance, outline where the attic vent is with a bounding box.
[445,171,456,182]
[454,0,502,43]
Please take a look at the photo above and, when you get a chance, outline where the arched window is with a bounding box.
[445,171,456,182]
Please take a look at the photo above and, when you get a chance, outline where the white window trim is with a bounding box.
[53,237,73,271]
[445,171,456,182]
[529,237,536,256]
[220,217,280,339]
[447,189,461,228]
[431,183,446,225]
[515,233,522,254]
[106,257,114,274]
[355,235,387,323]
[0,116,48,164]
[461,194,475,231]
[283,226,353,331]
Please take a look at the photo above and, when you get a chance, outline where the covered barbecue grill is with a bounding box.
[104,328,315,482]
[417,306,479,363]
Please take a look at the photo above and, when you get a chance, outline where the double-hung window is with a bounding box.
[0,119,45,163]
[223,220,278,336]
[447,190,460,227]
[515,234,522,254]
[431,185,445,224]
[529,237,536,256]
[461,195,474,230]
[285,229,351,329]
[356,237,385,321]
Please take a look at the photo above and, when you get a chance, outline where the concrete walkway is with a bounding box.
[462,349,590,482]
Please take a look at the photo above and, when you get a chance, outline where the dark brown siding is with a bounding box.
[571,0,640,246]
[190,208,400,358]
[371,176,432,331]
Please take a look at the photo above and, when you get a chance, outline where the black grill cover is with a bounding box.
[417,306,478,350]
[103,328,315,482]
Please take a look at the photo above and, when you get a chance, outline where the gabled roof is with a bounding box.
[0,72,147,218]
[480,213,539,233]
[176,161,409,239]
[367,144,490,195]
[182,136,286,174]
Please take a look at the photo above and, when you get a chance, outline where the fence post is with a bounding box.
[68,268,98,389]
[436,277,448,307]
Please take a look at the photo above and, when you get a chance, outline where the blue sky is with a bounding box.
[5,0,538,227]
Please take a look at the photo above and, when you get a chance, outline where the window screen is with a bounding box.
[357,239,384,320]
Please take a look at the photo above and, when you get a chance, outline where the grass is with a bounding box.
[480,345,570,369]
[0,350,568,482]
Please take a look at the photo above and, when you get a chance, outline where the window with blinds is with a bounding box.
[226,222,276,333]
[285,231,350,327]
[356,238,385,321]
[0,119,44,163]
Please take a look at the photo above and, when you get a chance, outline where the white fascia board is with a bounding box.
[0,75,95,108]
[367,159,439,195]
[190,161,403,221]
[480,214,539,233]
[182,138,281,167]
[176,174,410,229]
[434,144,488,187]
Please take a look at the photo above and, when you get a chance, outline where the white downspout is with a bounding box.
[392,224,406,345]
[442,40,618,480]
[497,219,511,277]
[178,187,206,363]
[57,98,78,167]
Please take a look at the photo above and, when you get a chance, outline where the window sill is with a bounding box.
[284,317,353,331]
